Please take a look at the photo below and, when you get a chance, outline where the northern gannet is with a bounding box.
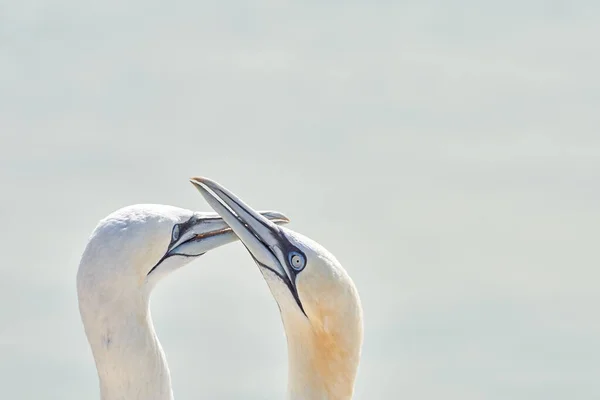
[190,177,364,400]
[76,203,289,400]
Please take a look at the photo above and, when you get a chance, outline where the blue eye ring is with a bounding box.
[288,251,306,271]
[172,225,180,242]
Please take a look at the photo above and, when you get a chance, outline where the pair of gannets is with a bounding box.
[77,177,363,400]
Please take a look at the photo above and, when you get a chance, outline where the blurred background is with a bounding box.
[1,1,599,399]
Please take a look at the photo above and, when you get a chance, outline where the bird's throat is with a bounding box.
[81,302,174,400]
[285,320,359,400]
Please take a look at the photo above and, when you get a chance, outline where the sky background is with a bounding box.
[1,1,599,399]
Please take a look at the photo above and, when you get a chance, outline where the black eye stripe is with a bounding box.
[168,214,205,246]
[275,231,307,273]
[148,215,203,276]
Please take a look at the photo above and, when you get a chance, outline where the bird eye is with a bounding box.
[288,252,306,271]
[172,225,180,242]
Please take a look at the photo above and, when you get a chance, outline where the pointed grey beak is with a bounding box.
[148,208,289,276]
[189,176,306,314]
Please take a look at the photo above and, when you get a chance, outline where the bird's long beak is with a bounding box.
[189,177,305,314]
[148,209,289,276]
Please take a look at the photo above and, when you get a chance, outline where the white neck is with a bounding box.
[79,293,174,400]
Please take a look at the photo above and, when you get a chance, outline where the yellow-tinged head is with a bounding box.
[191,177,363,400]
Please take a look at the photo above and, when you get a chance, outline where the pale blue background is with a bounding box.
[1,1,599,398]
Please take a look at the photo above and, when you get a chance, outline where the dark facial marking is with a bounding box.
[147,214,223,276]
[243,227,307,316]
[199,187,307,314]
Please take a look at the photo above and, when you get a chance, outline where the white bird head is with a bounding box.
[190,177,363,400]
[77,203,289,320]
[76,203,289,400]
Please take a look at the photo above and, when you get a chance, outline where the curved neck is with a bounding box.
[79,295,173,400]
[284,317,359,400]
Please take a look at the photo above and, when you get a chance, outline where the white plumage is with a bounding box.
[192,177,363,400]
[77,203,288,400]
